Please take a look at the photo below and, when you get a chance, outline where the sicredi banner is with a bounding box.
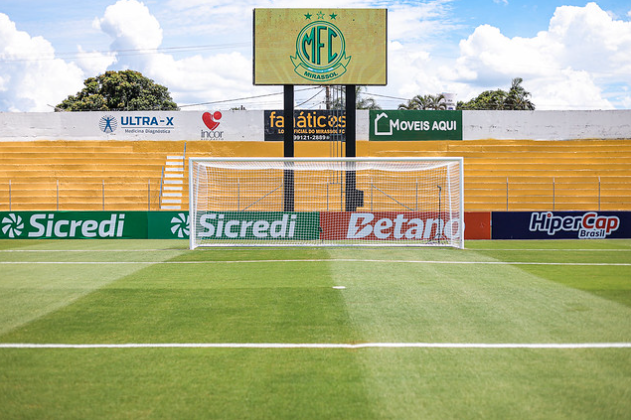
[370,110,463,141]
[0,212,147,239]
[253,9,387,85]
[195,212,320,240]
[491,211,631,239]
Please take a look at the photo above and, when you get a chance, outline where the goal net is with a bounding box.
[189,157,463,249]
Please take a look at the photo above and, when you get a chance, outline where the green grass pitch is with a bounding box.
[1,239,630,419]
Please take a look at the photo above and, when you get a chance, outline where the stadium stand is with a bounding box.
[0,139,629,212]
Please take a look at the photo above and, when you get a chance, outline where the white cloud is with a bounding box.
[448,2,631,109]
[0,13,84,111]
[95,0,163,51]
[75,46,117,76]
[94,0,276,108]
[93,0,165,72]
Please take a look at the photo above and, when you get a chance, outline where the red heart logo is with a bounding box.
[202,111,222,130]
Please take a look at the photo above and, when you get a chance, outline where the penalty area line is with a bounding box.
[1,343,631,350]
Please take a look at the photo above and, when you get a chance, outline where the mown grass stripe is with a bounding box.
[1,260,630,266]
[2,342,631,349]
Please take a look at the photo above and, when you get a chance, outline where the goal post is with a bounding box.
[189,157,464,249]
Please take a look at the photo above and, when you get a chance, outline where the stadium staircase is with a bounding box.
[0,139,629,212]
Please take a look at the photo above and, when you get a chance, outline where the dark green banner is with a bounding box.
[369,110,463,141]
[1,211,320,241]
[195,211,320,241]
[148,212,190,239]
[0,211,147,239]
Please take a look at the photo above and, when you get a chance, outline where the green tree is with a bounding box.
[56,70,178,111]
[459,89,507,110]
[398,94,446,110]
[457,78,535,110]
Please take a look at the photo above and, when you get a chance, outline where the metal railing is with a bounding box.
[1,176,629,212]
[1,179,164,211]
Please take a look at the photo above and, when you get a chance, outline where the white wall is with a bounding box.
[0,111,264,142]
[462,110,631,140]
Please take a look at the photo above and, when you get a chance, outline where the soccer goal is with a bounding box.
[189,157,464,249]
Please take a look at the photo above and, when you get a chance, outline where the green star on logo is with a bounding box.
[329,13,337,20]
[316,11,325,20]
[304,12,312,20]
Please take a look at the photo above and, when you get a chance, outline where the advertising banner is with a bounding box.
[148,212,190,239]
[464,212,491,240]
[320,212,462,241]
[0,211,148,239]
[0,111,263,142]
[491,211,631,239]
[253,8,387,85]
[195,212,320,241]
[369,110,463,141]
[264,110,346,141]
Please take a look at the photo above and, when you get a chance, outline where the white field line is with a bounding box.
[473,248,631,252]
[1,342,630,349]
[0,249,184,252]
[2,249,629,253]
[1,260,630,266]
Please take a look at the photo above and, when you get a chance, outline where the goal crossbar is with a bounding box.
[189,157,464,249]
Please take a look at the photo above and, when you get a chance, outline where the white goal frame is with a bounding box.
[189,157,464,249]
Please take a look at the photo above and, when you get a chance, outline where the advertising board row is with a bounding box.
[2,211,629,240]
[264,110,462,141]
[0,211,461,241]
[0,110,463,142]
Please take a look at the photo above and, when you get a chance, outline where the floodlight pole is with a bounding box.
[283,85,295,212]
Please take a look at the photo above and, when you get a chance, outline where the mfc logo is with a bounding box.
[529,212,620,239]
[291,12,351,82]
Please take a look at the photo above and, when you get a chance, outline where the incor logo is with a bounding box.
[291,11,351,82]
[1,214,24,238]
[99,115,118,133]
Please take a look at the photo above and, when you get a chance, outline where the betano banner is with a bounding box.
[370,110,463,141]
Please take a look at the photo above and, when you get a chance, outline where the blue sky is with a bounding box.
[1,0,630,111]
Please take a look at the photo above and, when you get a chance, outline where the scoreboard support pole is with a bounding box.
[283,85,295,211]
[345,85,363,211]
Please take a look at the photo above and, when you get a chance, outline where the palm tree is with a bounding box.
[504,77,535,110]
[398,94,446,110]
[426,94,447,110]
